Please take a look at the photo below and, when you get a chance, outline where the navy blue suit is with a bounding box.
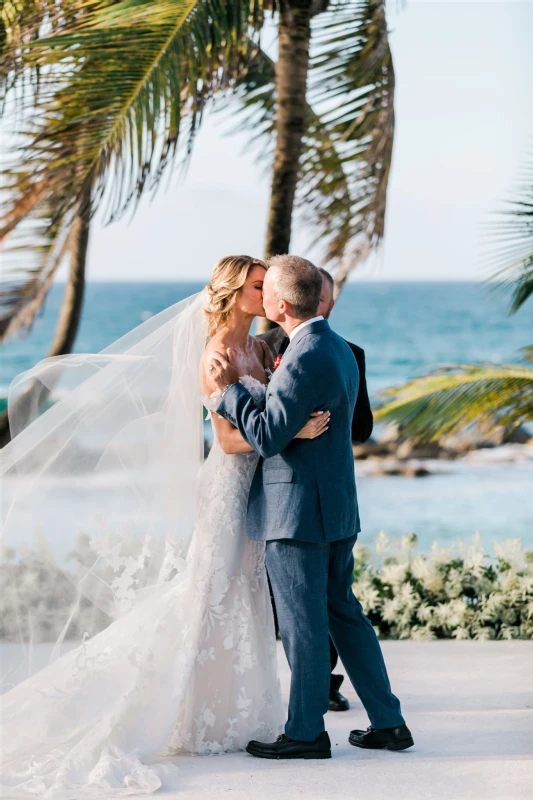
[258,324,373,677]
[258,324,373,444]
[218,320,360,543]
[217,320,404,740]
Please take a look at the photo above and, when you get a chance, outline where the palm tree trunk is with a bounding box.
[0,198,91,447]
[258,0,313,333]
[47,206,90,359]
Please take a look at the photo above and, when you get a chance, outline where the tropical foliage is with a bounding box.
[2,532,532,642]
[353,532,533,640]
[0,0,265,339]
[232,0,395,293]
[375,362,533,441]
[376,152,533,440]
[486,151,533,314]
[0,0,396,441]
[1,0,394,340]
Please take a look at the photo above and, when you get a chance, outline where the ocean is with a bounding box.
[2,281,532,551]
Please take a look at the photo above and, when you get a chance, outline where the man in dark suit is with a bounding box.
[259,267,373,713]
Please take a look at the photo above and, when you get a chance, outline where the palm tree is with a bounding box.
[1,0,265,442]
[375,152,533,440]
[0,0,395,438]
[1,2,92,372]
[233,0,395,330]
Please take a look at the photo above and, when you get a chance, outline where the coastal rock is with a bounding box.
[366,423,533,463]
[354,431,454,461]
[378,424,406,445]
[445,424,532,453]
[395,439,451,460]
[353,439,393,460]
[370,462,431,477]
[403,465,431,477]
[504,426,533,445]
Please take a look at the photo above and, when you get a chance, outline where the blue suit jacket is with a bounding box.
[216,319,361,543]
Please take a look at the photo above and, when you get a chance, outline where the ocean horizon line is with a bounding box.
[51,278,494,286]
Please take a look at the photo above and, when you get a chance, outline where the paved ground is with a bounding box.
[161,640,533,800]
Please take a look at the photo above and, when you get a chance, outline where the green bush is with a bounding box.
[2,533,532,642]
[353,533,533,640]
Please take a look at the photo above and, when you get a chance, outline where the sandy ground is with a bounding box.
[2,641,531,799]
[153,640,533,800]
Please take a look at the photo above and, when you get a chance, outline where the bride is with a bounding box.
[0,255,329,798]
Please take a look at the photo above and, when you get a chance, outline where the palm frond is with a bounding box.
[1,0,264,339]
[0,178,49,240]
[486,149,533,313]
[0,0,78,99]
[522,345,533,363]
[508,258,533,313]
[306,0,394,288]
[225,42,276,160]
[375,363,533,441]
[0,188,81,339]
[227,43,352,214]
[11,0,262,222]
[227,0,394,287]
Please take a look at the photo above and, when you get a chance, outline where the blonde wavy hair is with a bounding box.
[204,255,266,337]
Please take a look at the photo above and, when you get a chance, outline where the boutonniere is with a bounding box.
[273,354,283,370]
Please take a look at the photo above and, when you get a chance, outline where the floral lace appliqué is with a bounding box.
[1,375,282,796]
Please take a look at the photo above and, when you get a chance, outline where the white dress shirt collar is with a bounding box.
[288,315,324,342]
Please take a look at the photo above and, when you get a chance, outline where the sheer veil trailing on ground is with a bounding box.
[0,290,210,794]
[1,289,207,676]
[0,286,284,796]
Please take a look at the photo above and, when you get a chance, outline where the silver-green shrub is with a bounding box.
[2,533,532,642]
[353,533,533,640]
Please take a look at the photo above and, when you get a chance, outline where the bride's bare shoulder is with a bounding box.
[201,332,229,393]
[202,331,228,363]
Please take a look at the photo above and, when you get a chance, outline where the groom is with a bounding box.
[210,255,413,759]
[259,266,374,714]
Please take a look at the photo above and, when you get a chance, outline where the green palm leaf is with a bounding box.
[375,363,533,441]
[379,145,533,442]
[226,0,394,287]
[521,345,533,362]
[0,187,89,339]
[486,149,533,313]
[227,42,353,217]
[1,0,264,339]
[306,0,394,288]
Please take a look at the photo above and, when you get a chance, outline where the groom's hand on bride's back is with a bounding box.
[209,350,239,391]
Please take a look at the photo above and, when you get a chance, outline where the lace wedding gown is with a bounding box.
[0,376,283,798]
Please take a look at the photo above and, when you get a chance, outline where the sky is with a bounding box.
[83,1,533,283]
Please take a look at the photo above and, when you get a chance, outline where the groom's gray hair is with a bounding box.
[267,254,322,319]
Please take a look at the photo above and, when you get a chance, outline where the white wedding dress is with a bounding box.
[0,375,284,798]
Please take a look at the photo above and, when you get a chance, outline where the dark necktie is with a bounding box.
[278,335,290,356]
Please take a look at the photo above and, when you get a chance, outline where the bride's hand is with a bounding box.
[294,411,330,440]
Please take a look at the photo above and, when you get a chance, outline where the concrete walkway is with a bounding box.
[163,641,533,800]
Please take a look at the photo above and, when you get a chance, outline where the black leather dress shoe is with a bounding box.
[349,724,414,751]
[329,673,350,712]
[246,732,331,760]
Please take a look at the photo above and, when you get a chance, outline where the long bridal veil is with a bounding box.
[1,289,208,685]
[1,287,285,798]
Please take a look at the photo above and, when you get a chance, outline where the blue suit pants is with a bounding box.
[266,535,405,741]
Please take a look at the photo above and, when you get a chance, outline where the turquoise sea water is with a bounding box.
[1,281,532,549]
[2,281,531,396]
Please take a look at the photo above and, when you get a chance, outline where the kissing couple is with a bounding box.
[1,254,413,798]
